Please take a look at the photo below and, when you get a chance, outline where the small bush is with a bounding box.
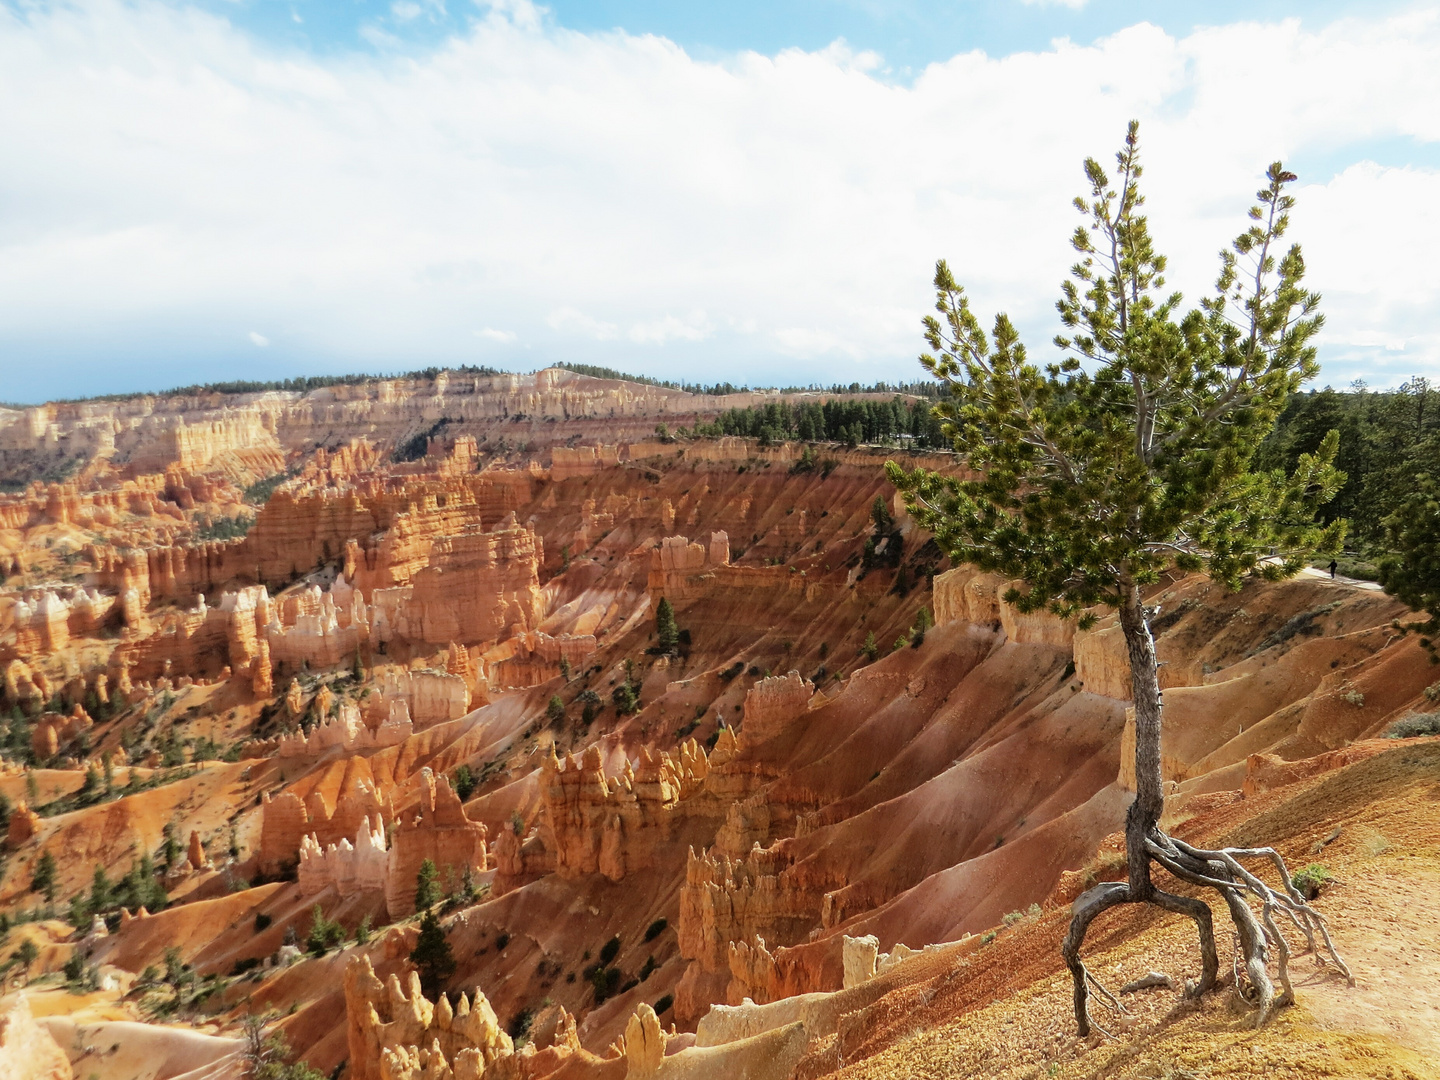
[653,993,674,1015]
[643,918,668,942]
[1291,863,1333,900]
[1342,689,1365,707]
[507,1007,534,1044]
[1384,711,1440,739]
[495,932,511,951]
[590,966,623,1004]
[306,904,346,956]
[599,935,621,967]
[254,912,272,933]
[451,765,476,802]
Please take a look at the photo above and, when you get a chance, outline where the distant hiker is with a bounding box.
[1329,559,1337,579]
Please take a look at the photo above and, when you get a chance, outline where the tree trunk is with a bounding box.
[1062,582,1347,1036]
[1119,582,1162,901]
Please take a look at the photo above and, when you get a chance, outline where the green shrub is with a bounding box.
[653,993,674,1015]
[1291,863,1333,900]
[643,918,668,942]
[451,765,476,802]
[1385,711,1440,739]
[599,935,621,966]
[305,904,346,956]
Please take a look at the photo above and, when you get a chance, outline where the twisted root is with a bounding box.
[1061,829,1351,1035]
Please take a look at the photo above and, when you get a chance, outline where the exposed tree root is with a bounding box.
[1062,828,1353,1035]
[1119,971,1175,994]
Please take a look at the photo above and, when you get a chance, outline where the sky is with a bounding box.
[2,1,1439,403]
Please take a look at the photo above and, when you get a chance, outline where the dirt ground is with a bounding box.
[815,741,1440,1080]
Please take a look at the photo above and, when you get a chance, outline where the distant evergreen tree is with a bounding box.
[410,908,456,1000]
[30,851,56,903]
[414,858,441,912]
[451,765,476,802]
[655,597,679,654]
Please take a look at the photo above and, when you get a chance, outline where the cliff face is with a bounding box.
[385,769,489,918]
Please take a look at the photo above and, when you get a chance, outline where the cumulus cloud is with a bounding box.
[0,3,1438,399]
[248,331,270,347]
[548,308,619,340]
[475,327,517,343]
[629,311,713,345]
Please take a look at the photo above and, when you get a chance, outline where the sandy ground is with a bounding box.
[808,741,1440,1080]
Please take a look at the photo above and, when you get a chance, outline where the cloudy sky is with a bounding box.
[2,0,1439,403]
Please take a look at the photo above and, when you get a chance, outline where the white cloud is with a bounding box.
[1018,0,1090,9]
[248,331,270,347]
[629,311,713,345]
[475,327,517,342]
[548,308,618,341]
[1,4,1439,398]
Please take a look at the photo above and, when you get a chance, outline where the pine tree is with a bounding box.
[890,123,1349,1034]
[90,865,112,914]
[860,632,878,662]
[31,851,57,903]
[409,908,455,1001]
[414,858,441,912]
[1379,474,1440,657]
[15,939,38,984]
[546,695,566,726]
[162,823,181,870]
[451,764,476,802]
[655,597,679,654]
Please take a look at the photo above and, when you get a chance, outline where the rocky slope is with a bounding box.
[1,369,1437,1080]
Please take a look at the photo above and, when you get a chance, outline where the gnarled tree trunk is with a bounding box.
[1060,582,1350,1036]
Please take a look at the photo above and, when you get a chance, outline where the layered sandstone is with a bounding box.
[678,845,816,1015]
[385,769,489,918]
[345,956,514,1080]
[259,768,393,875]
[931,565,1005,627]
[648,533,730,600]
[276,701,413,758]
[740,671,814,744]
[997,581,1076,648]
[298,817,390,900]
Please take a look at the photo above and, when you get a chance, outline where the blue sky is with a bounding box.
[2,1,1439,402]
[195,1,1414,75]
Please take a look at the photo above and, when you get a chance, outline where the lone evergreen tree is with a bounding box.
[655,597,679,654]
[30,851,57,904]
[414,858,441,912]
[409,908,456,1001]
[890,123,1351,1034]
[14,939,38,984]
[451,764,476,802]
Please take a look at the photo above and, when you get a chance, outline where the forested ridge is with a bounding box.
[1256,379,1439,565]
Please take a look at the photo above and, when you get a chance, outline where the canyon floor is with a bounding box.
[1,368,1437,1080]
